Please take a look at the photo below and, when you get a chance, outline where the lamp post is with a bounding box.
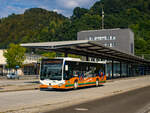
[102,5,104,29]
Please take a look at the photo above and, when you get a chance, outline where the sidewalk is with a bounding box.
[0,75,39,80]
[0,75,149,113]
[0,84,39,92]
[0,75,149,93]
[0,79,39,92]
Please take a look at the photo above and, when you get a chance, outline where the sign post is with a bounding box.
[15,65,20,77]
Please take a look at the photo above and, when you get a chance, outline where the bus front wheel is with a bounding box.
[74,81,78,89]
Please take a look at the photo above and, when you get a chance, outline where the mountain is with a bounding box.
[70,0,150,55]
[0,0,150,56]
[0,8,69,48]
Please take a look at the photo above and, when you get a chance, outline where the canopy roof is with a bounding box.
[21,40,150,65]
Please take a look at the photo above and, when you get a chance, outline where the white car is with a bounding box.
[7,73,19,79]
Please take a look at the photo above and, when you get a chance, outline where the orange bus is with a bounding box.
[40,58,106,89]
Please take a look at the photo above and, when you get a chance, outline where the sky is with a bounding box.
[0,0,99,18]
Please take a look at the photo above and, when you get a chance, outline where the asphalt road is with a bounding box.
[47,86,150,113]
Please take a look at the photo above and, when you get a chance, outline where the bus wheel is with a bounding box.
[96,79,99,87]
[74,81,78,89]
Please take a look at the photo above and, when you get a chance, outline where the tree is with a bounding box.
[42,52,56,58]
[135,38,147,54]
[3,43,26,69]
[71,7,88,20]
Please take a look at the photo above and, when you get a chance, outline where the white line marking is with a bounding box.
[75,108,89,111]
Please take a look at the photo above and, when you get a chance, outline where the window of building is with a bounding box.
[131,43,134,54]
[110,36,112,40]
[106,36,110,40]
[88,36,116,41]
[110,43,113,47]
[112,36,116,40]
[89,37,93,40]
[112,42,117,47]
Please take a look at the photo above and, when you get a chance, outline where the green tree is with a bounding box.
[71,7,88,20]
[3,43,26,69]
[135,38,147,54]
[42,52,56,58]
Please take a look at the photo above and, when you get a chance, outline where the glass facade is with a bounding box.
[104,42,118,47]
[89,36,116,41]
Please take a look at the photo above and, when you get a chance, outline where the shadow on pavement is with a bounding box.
[24,81,39,84]
[40,85,104,92]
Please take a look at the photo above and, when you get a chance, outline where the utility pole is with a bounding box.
[102,5,104,29]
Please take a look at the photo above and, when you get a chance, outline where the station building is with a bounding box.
[77,28,134,55]
[0,50,6,76]
[77,28,141,78]
[20,28,150,78]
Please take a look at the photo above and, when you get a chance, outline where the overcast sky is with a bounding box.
[0,0,99,18]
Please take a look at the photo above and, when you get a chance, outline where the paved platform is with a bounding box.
[0,76,146,93]
[0,80,39,92]
[0,75,149,113]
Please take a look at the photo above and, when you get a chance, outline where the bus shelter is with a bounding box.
[21,40,150,78]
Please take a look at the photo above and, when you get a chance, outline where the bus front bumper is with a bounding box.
[40,84,52,89]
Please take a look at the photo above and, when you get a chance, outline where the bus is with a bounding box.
[40,57,106,89]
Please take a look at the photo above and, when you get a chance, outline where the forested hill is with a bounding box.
[90,0,150,54]
[70,0,150,55]
[0,8,69,48]
[0,0,150,55]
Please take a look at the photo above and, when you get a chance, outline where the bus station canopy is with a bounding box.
[21,40,150,65]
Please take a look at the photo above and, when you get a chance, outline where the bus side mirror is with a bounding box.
[65,65,68,71]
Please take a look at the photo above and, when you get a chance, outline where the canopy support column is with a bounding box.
[126,63,129,77]
[65,52,68,57]
[120,62,122,77]
[112,60,114,78]
[86,56,89,61]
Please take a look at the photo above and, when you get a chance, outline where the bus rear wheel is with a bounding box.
[74,81,78,89]
[96,79,99,87]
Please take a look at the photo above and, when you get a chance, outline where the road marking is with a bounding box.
[75,108,89,111]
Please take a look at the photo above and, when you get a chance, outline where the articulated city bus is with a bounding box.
[40,58,106,89]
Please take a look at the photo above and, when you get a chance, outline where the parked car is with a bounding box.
[7,73,19,79]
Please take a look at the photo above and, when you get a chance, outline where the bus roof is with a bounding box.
[42,57,106,64]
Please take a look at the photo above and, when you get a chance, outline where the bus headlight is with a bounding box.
[58,83,63,87]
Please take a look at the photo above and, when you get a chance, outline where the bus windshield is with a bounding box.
[40,59,63,80]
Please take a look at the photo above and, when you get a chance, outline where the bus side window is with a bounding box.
[73,71,78,77]
[77,72,81,77]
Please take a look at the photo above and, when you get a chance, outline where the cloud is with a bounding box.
[7,6,26,13]
[56,0,80,9]
[0,0,99,18]
[53,9,64,14]
[56,0,98,9]
[63,0,79,9]
[0,5,26,18]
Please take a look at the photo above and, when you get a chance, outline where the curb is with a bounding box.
[0,87,39,93]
